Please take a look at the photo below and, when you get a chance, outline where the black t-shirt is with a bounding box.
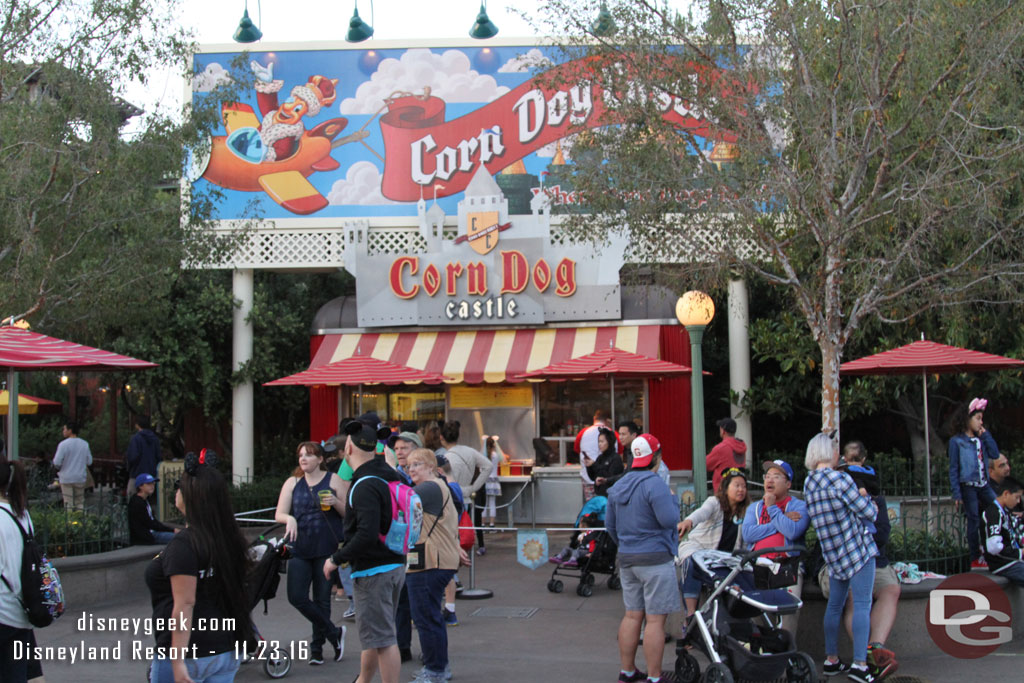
[717,517,739,552]
[144,528,240,656]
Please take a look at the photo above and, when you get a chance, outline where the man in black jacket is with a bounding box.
[125,415,161,497]
[324,420,405,683]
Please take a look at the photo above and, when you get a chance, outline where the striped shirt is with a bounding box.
[805,467,878,581]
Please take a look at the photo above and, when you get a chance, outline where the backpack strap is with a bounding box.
[0,506,29,595]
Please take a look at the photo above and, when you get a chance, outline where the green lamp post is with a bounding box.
[676,291,715,504]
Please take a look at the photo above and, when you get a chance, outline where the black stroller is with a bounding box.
[244,533,292,679]
[675,547,817,683]
[546,504,620,597]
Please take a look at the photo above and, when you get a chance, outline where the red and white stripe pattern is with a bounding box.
[310,325,663,384]
[0,326,157,370]
[840,340,1024,376]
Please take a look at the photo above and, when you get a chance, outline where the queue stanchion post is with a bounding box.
[459,498,493,600]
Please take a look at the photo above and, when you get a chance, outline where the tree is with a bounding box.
[0,0,237,334]
[538,0,1024,433]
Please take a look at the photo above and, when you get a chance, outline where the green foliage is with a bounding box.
[32,503,127,558]
[536,0,1024,431]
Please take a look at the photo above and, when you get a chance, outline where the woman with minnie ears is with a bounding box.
[948,398,1001,569]
[145,450,254,683]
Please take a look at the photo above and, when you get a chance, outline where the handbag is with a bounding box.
[458,509,475,550]
[408,485,449,571]
[753,555,801,589]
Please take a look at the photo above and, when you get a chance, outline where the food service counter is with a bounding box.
[496,465,585,526]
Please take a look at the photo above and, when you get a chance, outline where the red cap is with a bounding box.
[631,433,661,467]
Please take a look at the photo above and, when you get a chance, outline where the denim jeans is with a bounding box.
[396,581,412,650]
[998,561,1024,587]
[824,558,875,663]
[287,555,338,656]
[680,556,702,600]
[0,624,31,683]
[961,484,996,560]
[153,530,175,544]
[405,568,456,674]
[149,651,239,682]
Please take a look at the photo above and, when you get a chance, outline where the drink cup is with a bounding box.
[318,489,332,511]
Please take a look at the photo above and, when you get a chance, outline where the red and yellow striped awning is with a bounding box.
[311,325,663,384]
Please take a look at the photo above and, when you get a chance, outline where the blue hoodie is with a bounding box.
[606,470,679,565]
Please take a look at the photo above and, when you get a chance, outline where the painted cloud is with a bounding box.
[327,162,396,205]
[340,49,510,114]
[192,62,232,92]
[498,48,552,73]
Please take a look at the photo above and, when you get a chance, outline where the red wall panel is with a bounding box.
[649,325,693,470]
[308,335,338,441]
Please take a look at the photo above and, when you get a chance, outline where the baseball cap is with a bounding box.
[397,431,423,449]
[135,473,158,486]
[762,459,794,481]
[630,433,661,468]
[344,419,384,452]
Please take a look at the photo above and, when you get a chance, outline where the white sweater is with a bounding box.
[0,502,34,629]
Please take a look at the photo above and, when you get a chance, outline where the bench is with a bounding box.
[797,571,1023,658]
[53,526,273,609]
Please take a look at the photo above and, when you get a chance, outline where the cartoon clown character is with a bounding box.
[251,61,339,162]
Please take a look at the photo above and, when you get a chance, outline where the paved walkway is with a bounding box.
[31,530,1024,681]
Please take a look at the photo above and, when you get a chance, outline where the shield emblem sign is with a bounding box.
[466,211,500,255]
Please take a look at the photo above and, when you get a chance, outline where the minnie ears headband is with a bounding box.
[969,397,988,414]
[183,448,218,475]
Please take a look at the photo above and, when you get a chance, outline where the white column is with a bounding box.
[232,268,254,484]
[728,277,753,466]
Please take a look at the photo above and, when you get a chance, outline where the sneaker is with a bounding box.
[618,670,647,682]
[868,661,897,680]
[866,644,896,669]
[410,670,445,683]
[549,556,563,564]
[443,608,458,626]
[476,546,487,556]
[330,624,346,662]
[563,558,578,568]
[342,602,356,619]
[823,659,851,676]
[413,665,452,681]
[971,557,988,569]
[848,664,878,683]
[308,653,324,666]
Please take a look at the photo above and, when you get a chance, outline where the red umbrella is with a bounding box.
[517,347,693,425]
[0,326,158,370]
[265,356,450,387]
[265,355,451,415]
[841,339,1024,513]
[1,324,158,460]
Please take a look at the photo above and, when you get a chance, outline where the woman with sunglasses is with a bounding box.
[274,441,347,665]
[676,467,751,621]
[145,451,254,683]
[404,448,469,683]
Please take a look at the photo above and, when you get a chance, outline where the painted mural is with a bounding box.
[190,43,727,220]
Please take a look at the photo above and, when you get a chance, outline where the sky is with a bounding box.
[137,0,551,116]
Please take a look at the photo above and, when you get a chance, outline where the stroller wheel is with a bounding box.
[263,647,291,679]
[583,573,596,586]
[786,652,818,683]
[700,662,734,683]
[576,583,593,597]
[675,650,700,683]
[607,574,621,590]
[551,579,564,593]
